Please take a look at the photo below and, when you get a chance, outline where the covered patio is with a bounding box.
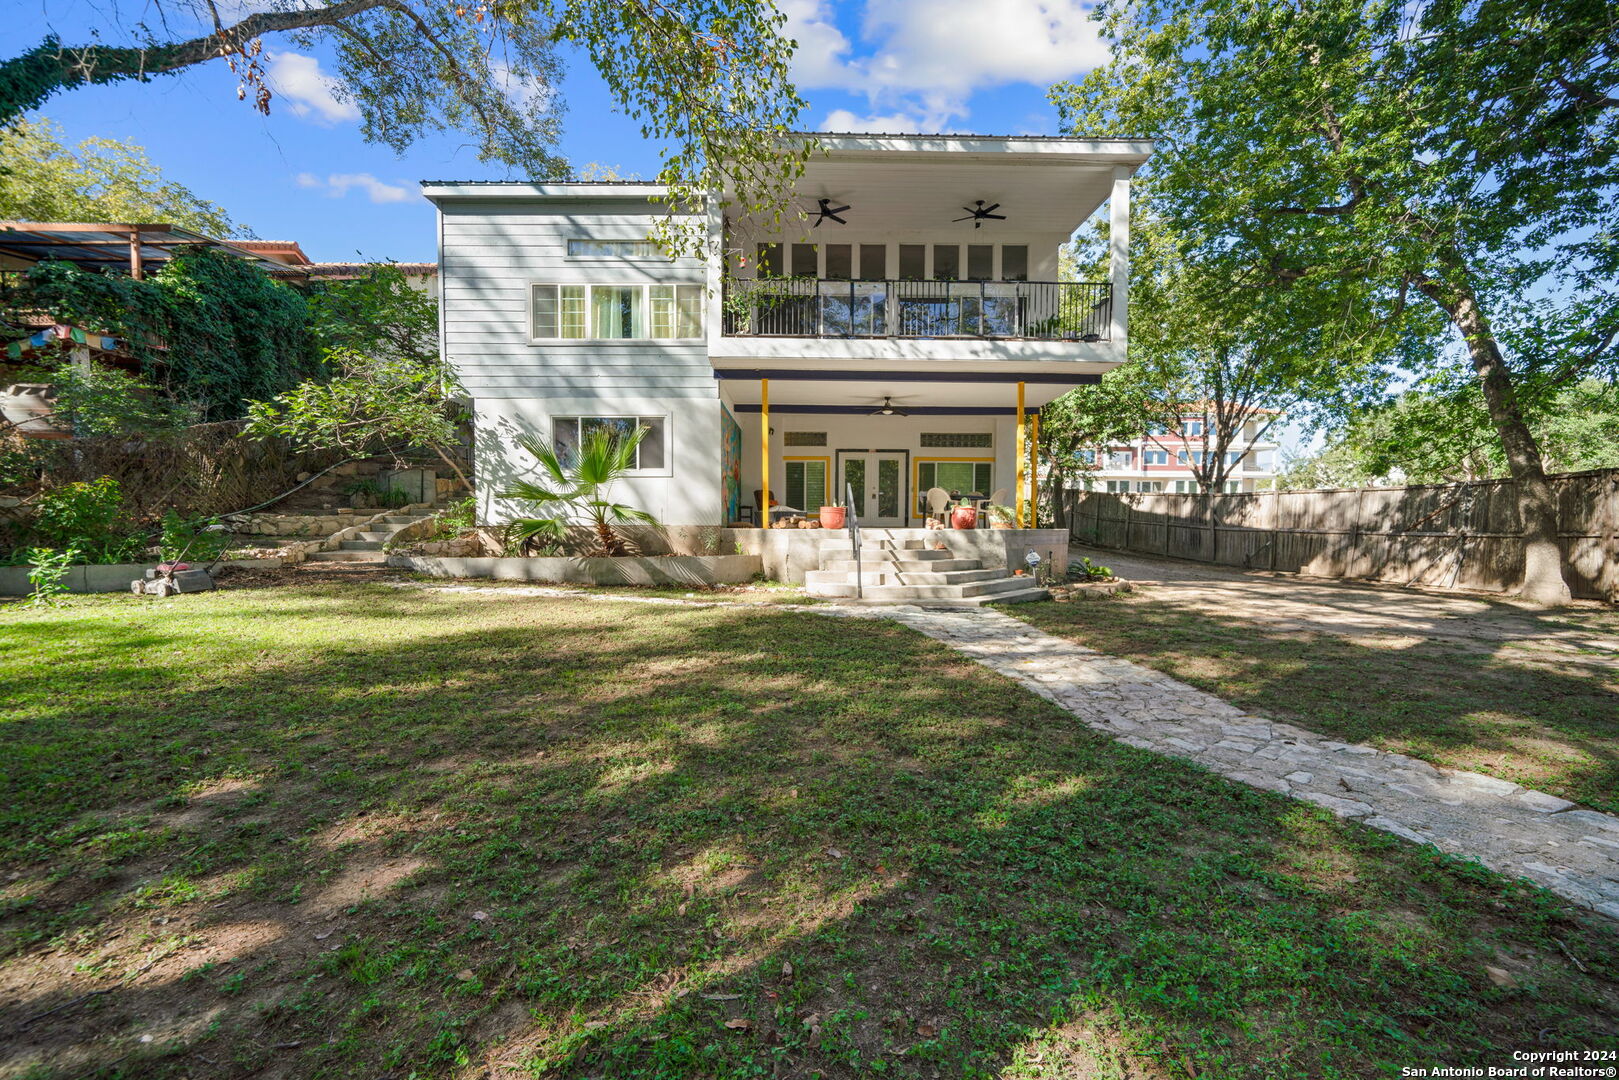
[719,369,1091,529]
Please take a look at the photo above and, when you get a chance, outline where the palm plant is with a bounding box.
[497,427,659,556]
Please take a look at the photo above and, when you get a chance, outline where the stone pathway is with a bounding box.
[848,604,1619,922]
[395,582,1619,920]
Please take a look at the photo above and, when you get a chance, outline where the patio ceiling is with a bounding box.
[717,370,1093,411]
[726,134,1151,242]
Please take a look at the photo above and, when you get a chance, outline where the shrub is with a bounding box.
[32,478,145,563]
[159,511,231,563]
[26,545,80,606]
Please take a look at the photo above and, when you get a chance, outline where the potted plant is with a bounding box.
[983,503,1016,530]
[819,503,846,529]
[950,504,978,529]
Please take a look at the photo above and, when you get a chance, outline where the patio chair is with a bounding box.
[981,487,1009,528]
[925,486,951,525]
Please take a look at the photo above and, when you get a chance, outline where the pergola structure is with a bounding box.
[0,222,284,280]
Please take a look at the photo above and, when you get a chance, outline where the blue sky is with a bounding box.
[10,0,1111,263]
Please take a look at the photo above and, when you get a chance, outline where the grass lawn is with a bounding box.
[1010,593,1619,816]
[1,584,1616,1079]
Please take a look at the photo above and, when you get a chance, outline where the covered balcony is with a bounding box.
[719,277,1112,342]
[708,133,1150,367]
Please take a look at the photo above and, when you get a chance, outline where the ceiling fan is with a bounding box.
[953,200,1006,228]
[870,395,910,417]
[811,197,850,227]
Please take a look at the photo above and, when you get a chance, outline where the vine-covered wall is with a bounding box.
[4,248,318,419]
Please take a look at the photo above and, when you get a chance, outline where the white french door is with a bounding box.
[838,451,907,527]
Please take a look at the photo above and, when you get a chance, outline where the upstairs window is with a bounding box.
[531,283,702,341]
[859,244,887,280]
[967,245,994,281]
[1001,245,1028,281]
[932,245,960,280]
[531,285,587,339]
[783,431,828,447]
[1183,419,1205,436]
[898,245,926,280]
[824,244,853,280]
[568,239,660,257]
[1144,450,1168,465]
[791,243,818,277]
[591,285,644,339]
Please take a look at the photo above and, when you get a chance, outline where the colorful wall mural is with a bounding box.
[721,405,742,523]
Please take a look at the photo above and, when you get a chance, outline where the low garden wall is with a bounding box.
[389,554,762,586]
[455,526,1068,585]
[0,558,284,596]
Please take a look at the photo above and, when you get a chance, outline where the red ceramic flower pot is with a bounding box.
[819,505,847,530]
[950,506,978,529]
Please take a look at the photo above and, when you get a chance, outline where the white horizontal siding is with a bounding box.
[438,200,714,398]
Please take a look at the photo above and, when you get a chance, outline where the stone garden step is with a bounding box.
[305,550,387,563]
[340,540,384,551]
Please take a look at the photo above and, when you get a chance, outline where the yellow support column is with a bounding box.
[1030,413,1041,528]
[1015,381,1026,527]
[759,379,770,527]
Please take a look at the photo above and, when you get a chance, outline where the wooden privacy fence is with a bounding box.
[1064,469,1619,601]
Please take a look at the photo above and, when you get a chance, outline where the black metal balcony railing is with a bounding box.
[721,278,1112,341]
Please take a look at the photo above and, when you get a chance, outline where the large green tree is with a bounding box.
[1055,0,1618,602]
[0,0,809,245]
[0,117,242,235]
[1281,379,1619,488]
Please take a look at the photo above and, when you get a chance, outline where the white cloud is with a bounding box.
[820,101,965,135]
[783,0,1109,131]
[296,172,412,204]
[267,51,359,124]
[777,0,856,88]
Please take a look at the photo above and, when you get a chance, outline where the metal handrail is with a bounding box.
[721,277,1112,342]
[845,480,862,601]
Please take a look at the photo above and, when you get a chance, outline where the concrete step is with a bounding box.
[305,550,387,563]
[382,514,428,525]
[355,531,395,541]
[826,587,1050,607]
[819,558,982,573]
[806,579,1048,604]
[805,573,1036,602]
[816,545,959,562]
[340,540,384,551]
[805,567,1008,588]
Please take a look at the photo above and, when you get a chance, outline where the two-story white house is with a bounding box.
[423,133,1150,539]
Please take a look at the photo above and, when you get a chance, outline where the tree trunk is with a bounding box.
[1416,275,1570,604]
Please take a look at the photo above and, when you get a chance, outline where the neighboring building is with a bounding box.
[1082,409,1281,493]
[245,241,440,298]
[422,132,1151,527]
